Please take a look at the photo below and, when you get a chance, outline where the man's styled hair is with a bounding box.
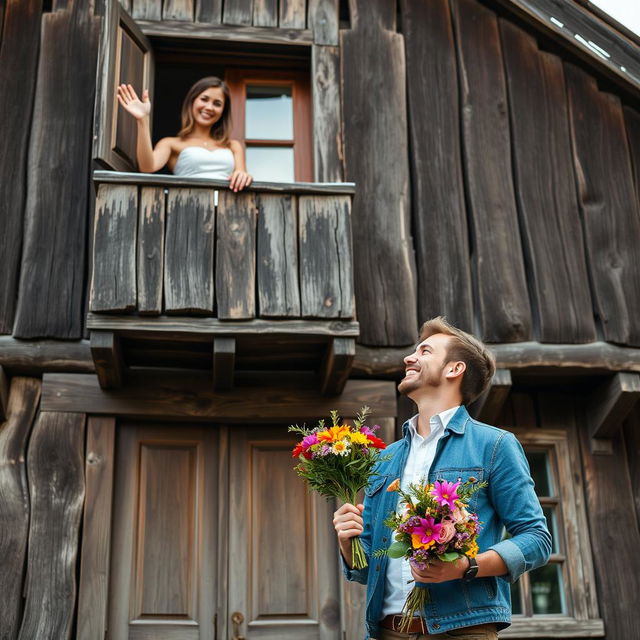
[419,316,496,405]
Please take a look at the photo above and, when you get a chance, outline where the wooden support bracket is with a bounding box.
[469,369,512,424]
[213,337,236,391]
[587,372,640,441]
[320,337,355,396]
[0,365,8,421]
[90,331,124,389]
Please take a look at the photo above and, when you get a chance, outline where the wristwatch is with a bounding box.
[462,557,479,582]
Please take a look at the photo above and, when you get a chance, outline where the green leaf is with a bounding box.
[439,552,461,563]
[387,541,410,559]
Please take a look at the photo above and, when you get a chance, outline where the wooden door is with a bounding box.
[107,423,221,639]
[227,426,341,640]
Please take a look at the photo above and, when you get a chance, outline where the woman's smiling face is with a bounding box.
[191,86,225,127]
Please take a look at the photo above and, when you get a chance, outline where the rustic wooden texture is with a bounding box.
[90,331,124,389]
[468,369,512,424]
[162,0,193,20]
[256,193,300,317]
[90,184,138,313]
[252,0,277,27]
[623,407,640,530]
[196,0,222,23]
[566,63,640,346]
[400,0,473,332]
[353,341,640,378]
[0,378,41,638]
[164,189,215,314]
[308,0,338,45]
[216,191,257,319]
[18,411,85,640]
[94,170,355,193]
[279,0,305,28]
[132,0,161,20]
[137,187,165,315]
[299,195,353,318]
[623,106,640,213]
[42,373,397,420]
[341,572,366,640]
[0,366,8,422]
[77,417,116,640]
[223,0,252,25]
[13,4,99,339]
[500,20,596,343]
[312,45,343,182]
[451,0,531,343]
[587,372,640,440]
[578,404,640,640]
[320,337,355,396]
[0,337,94,374]
[341,0,418,346]
[213,337,235,391]
[0,0,41,334]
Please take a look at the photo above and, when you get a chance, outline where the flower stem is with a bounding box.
[351,536,368,569]
[398,583,430,633]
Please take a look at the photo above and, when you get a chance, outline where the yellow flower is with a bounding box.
[331,440,350,456]
[349,431,370,445]
[411,534,435,550]
[465,541,479,558]
[318,425,351,442]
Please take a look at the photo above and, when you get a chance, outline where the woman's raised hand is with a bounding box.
[117,84,151,120]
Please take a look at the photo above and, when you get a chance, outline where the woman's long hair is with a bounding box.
[177,76,232,146]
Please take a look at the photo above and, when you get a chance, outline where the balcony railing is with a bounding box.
[88,171,358,393]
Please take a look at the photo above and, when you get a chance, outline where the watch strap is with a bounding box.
[462,556,479,581]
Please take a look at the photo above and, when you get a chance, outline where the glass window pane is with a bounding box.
[525,450,552,496]
[246,85,293,140]
[530,563,566,615]
[510,579,523,615]
[246,146,294,183]
[543,506,560,554]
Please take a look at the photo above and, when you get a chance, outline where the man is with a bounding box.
[334,317,551,639]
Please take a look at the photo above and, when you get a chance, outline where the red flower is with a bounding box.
[292,443,312,459]
[366,435,386,449]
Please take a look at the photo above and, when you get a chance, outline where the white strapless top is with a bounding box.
[173,146,234,179]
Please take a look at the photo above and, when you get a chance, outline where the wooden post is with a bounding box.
[213,337,236,391]
[469,369,512,424]
[0,366,8,421]
[320,337,355,396]
[587,372,640,442]
[90,331,124,389]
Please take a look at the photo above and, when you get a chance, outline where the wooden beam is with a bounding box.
[353,342,640,378]
[213,337,235,391]
[320,338,355,396]
[41,373,397,421]
[90,331,124,389]
[587,372,640,439]
[0,337,94,375]
[0,366,8,422]
[468,369,512,424]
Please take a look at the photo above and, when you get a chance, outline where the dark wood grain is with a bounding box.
[468,369,512,424]
[90,184,138,313]
[196,0,222,23]
[13,4,99,338]
[0,378,41,638]
[623,106,640,211]
[137,187,165,315]
[312,45,343,182]
[213,337,236,391]
[500,20,595,343]
[0,366,8,422]
[41,373,397,420]
[90,331,124,389]
[566,63,640,346]
[299,196,353,318]
[252,0,277,27]
[223,0,253,25]
[400,0,473,332]
[320,337,355,396]
[279,0,305,28]
[256,193,300,317]
[341,0,418,345]
[77,417,116,640]
[0,337,94,374]
[0,0,41,333]
[164,188,215,314]
[308,0,338,45]
[216,191,257,319]
[623,407,640,531]
[452,0,531,343]
[18,411,85,640]
[586,373,640,439]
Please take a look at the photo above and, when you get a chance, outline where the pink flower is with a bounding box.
[452,506,470,523]
[437,519,457,544]
[302,433,319,449]
[411,516,442,549]
[430,480,461,511]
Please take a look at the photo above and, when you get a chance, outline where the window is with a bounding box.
[226,69,312,182]
[500,429,604,638]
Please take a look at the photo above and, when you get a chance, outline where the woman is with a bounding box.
[116,76,252,191]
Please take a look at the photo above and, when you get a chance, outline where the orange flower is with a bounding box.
[411,534,435,550]
[387,478,401,492]
[317,425,351,442]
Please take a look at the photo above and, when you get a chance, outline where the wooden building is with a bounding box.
[1,0,639,638]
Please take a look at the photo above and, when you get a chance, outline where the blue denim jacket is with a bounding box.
[342,405,552,638]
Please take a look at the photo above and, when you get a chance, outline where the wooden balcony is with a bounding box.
[88,171,357,394]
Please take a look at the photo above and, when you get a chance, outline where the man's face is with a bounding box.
[398,333,452,397]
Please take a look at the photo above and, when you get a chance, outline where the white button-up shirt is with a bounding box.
[380,406,460,617]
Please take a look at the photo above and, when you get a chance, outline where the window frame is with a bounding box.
[499,427,604,638]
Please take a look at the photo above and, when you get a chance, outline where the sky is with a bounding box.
[590,0,640,37]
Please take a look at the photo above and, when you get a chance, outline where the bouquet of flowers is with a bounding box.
[375,476,487,631]
[289,407,388,569]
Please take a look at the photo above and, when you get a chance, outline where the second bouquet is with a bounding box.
[289,407,388,569]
